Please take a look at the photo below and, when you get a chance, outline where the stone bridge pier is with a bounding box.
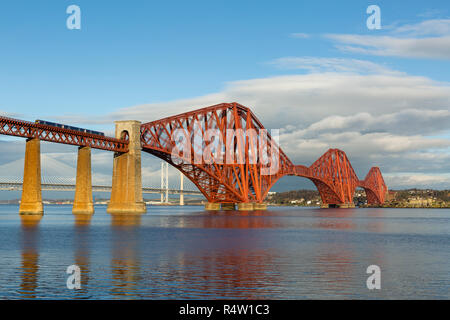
[19,138,43,215]
[72,146,94,214]
[19,139,97,215]
[107,121,146,214]
[17,121,146,216]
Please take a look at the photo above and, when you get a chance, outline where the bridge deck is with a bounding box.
[0,116,128,152]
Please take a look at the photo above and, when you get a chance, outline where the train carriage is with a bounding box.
[35,120,105,136]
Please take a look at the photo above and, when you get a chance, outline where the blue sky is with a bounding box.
[0,0,448,118]
[0,0,449,197]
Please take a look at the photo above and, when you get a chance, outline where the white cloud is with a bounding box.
[326,19,450,59]
[107,73,450,132]
[394,19,450,36]
[100,71,450,189]
[327,34,450,59]
[281,131,449,155]
[290,109,450,136]
[279,129,450,175]
[269,57,397,74]
[384,173,450,189]
[0,110,24,118]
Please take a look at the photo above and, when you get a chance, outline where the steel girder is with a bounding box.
[360,167,388,205]
[140,103,388,206]
[141,103,291,203]
[0,116,128,152]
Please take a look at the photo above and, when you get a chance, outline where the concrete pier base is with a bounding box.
[321,203,356,208]
[72,146,94,215]
[204,202,221,211]
[221,203,236,211]
[254,203,267,210]
[237,203,254,211]
[19,138,43,215]
[339,203,356,208]
[321,204,329,208]
[107,121,146,215]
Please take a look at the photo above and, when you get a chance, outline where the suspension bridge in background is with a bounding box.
[0,102,388,215]
[0,163,203,204]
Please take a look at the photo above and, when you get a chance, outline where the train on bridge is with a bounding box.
[35,120,105,136]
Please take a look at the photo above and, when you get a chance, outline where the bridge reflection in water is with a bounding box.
[11,209,380,299]
[105,213,281,299]
[19,215,42,299]
[8,207,420,299]
[110,214,142,298]
[101,210,373,299]
[73,214,92,297]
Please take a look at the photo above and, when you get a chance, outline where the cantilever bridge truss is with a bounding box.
[0,103,387,206]
[140,103,388,206]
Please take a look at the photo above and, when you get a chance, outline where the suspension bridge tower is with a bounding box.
[160,161,169,203]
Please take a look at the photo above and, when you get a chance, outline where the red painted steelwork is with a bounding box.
[0,116,128,152]
[140,103,388,206]
[360,167,388,205]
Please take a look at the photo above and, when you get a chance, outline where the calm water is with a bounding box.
[0,205,448,299]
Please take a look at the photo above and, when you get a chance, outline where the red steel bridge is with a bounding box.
[1,102,387,209]
[141,103,387,207]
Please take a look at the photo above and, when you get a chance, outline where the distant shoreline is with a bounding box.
[0,203,449,209]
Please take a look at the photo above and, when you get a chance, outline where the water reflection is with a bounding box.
[314,208,357,230]
[73,214,92,298]
[111,214,142,227]
[311,208,386,296]
[365,209,386,233]
[313,244,356,295]
[191,250,280,299]
[110,214,142,298]
[74,214,92,227]
[201,210,277,229]
[20,214,42,228]
[107,212,282,299]
[1,207,446,299]
[19,215,42,299]
[152,250,281,299]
